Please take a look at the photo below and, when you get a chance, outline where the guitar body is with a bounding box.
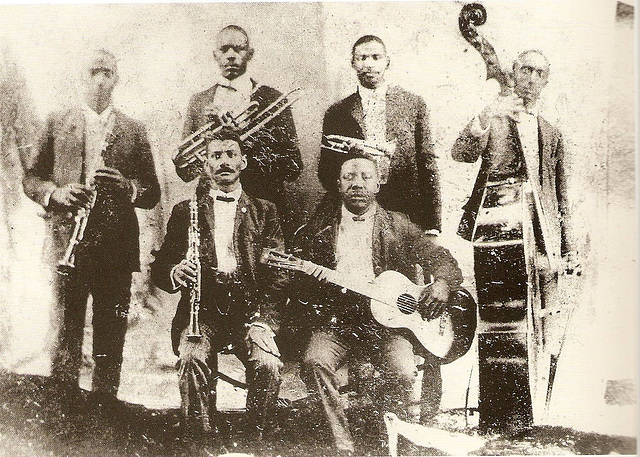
[369,271,477,364]
[260,249,477,365]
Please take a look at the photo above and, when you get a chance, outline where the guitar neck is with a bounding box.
[300,259,382,301]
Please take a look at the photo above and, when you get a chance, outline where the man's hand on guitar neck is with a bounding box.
[415,264,450,321]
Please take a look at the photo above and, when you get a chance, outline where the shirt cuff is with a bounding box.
[425,229,440,236]
[43,187,56,210]
[130,180,138,204]
[169,264,181,292]
[469,115,490,137]
[246,321,275,337]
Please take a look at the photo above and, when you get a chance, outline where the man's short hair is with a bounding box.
[207,127,244,153]
[338,147,380,174]
[219,24,251,46]
[83,48,118,73]
[351,35,387,56]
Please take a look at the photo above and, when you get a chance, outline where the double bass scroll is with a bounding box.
[458,3,513,94]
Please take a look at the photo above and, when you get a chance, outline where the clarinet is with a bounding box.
[56,192,98,274]
[186,193,202,340]
[57,118,115,275]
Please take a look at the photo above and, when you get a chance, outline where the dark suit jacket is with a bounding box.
[292,203,462,332]
[181,81,302,208]
[150,191,288,355]
[318,86,441,232]
[23,107,160,272]
[451,114,571,256]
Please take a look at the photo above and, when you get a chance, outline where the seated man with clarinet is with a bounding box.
[151,127,288,437]
[22,49,160,413]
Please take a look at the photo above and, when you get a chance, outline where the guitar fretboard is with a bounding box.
[300,260,389,304]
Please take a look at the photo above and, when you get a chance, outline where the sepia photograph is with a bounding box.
[0,1,636,455]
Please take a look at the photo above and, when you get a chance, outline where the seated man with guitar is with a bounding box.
[267,149,469,456]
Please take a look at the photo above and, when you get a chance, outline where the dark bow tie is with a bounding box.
[352,216,366,222]
[216,195,235,203]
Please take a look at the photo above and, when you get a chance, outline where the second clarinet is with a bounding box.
[186,193,202,340]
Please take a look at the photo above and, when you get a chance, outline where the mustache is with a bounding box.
[215,166,235,174]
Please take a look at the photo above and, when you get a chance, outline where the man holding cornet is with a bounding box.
[315,34,444,423]
[151,127,288,437]
[179,25,302,245]
[318,35,441,236]
[22,49,160,413]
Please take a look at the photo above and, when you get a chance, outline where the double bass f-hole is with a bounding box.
[459,3,513,94]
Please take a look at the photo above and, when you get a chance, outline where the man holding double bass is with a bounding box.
[452,48,579,431]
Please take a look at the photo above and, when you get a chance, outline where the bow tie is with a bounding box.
[216,195,235,203]
[352,216,366,222]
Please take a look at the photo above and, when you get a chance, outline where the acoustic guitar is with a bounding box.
[261,248,476,364]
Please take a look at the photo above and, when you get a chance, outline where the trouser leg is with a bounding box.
[177,324,216,433]
[90,271,132,397]
[371,333,420,422]
[301,330,353,453]
[420,352,443,422]
[237,335,283,434]
[51,270,89,388]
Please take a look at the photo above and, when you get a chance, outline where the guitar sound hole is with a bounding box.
[396,293,417,315]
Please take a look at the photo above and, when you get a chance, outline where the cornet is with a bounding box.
[322,134,396,184]
[173,88,301,178]
[322,134,396,157]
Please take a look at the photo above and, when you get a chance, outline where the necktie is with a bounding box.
[353,216,366,222]
[216,195,235,203]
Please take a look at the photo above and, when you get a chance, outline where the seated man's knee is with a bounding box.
[251,346,283,376]
[177,351,208,377]
[385,361,418,389]
[302,347,334,374]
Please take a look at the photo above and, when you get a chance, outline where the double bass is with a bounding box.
[458,3,565,432]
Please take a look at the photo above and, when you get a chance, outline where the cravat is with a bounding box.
[216,195,235,203]
[352,216,366,222]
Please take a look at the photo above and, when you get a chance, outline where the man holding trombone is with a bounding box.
[178,25,302,245]
[152,127,288,437]
[22,49,160,413]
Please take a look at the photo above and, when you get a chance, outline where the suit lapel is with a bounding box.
[372,204,386,275]
[63,109,85,183]
[234,192,250,270]
[199,194,218,268]
[102,109,122,168]
[385,86,399,141]
[350,92,366,138]
[538,116,553,169]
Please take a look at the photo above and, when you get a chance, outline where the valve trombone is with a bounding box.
[173,87,301,174]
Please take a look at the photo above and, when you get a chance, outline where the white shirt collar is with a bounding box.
[210,184,243,202]
[83,103,113,124]
[216,72,253,93]
[522,102,540,117]
[358,81,388,102]
[341,202,377,223]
